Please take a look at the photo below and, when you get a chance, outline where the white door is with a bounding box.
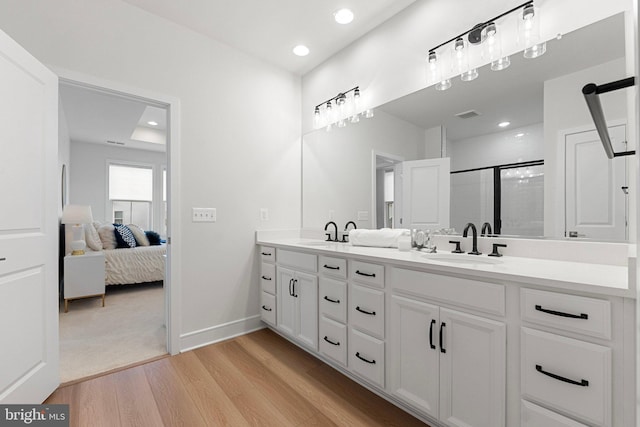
[402,158,450,230]
[0,29,59,402]
[389,295,440,418]
[565,125,627,240]
[276,267,296,337]
[439,308,506,427]
[294,271,318,350]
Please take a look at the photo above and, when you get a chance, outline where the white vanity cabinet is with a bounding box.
[389,271,506,427]
[259,246,276,325]
[276,249,318,350]
[318,255,348,366]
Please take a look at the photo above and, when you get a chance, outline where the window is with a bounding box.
[108,164,153,230]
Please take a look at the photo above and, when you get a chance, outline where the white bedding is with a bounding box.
[103,245,166,285]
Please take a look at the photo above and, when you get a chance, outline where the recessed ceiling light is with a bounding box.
[515,132,525,138]
[292,45,310,57]
[498,121,511,128]
[334,8,354,24]
[147,121,158,126]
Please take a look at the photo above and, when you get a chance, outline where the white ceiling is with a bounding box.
[121,0,417,75]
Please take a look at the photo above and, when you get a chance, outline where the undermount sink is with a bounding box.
[421,253,503,265]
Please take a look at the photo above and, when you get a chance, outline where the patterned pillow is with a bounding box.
[127,224,149,246]
[145,230,162,246]
[98,223,117,250]
[84,222,103,251]
[114,224,137,249]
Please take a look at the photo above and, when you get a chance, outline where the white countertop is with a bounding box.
[256,237,634,298]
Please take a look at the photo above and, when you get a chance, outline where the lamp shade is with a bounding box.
[61,205,93,225]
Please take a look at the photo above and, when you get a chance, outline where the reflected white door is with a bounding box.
[0,29,59,402]
[565,125,627,240]
[401,158,450,230]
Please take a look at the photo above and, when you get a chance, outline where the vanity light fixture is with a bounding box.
[313,86,372,131]
[427,1,545,91]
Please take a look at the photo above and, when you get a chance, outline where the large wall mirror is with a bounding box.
[302,12,635,241]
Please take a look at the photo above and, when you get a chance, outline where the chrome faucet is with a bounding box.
[462,223,481,255]
[481,222,492,236]
[324,221,338,242]
[342,221,357,242]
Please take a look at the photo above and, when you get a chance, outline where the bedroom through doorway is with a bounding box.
[58,80,172,383]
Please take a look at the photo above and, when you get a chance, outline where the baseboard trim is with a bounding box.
[179,315,264,352]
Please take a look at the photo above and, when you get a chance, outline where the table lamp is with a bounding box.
[61,205,93,255]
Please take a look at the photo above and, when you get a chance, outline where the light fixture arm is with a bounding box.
[315,86,360,110]
[428,0,533,54]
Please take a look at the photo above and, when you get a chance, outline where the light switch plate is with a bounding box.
[260,208,269,221]
[192,207,216,222]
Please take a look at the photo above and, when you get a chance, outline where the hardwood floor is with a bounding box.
[46,328,430,426]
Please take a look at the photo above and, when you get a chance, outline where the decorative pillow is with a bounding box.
[145,230,162,246]
[127,224,149,246]
[84,222,103,251]
[114,224,137,249]
[97,223,117,250]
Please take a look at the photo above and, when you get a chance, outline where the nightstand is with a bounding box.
[63,251,106,313]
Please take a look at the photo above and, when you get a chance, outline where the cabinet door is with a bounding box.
[439,308,506,427]
[276,267,296,337]
[294,271,318,350]
[389,295,440,418]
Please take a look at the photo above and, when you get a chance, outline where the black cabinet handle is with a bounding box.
[535,364,589,387]
[323,336,340,346]
[292,279,298,298]
[355,270,375,277]
[261,305,272,312]
[429,319,436,350]
[356,306,376,316]
[355,352,376,364]
[323,264,340,270]
[261,252,272,256]
[288,279,293,297]
[261,275,272,281]
[439,322,446,353]
[324,296,340,304]
[0,257,6,262]
[535,305,588,319]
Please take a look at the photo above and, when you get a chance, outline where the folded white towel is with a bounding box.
[348,228,411,248]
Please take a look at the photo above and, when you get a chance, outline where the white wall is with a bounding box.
[0,0,301,349]
[69,141,166,225]
[302,0,633,134]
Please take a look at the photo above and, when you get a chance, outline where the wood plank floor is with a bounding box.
[46,328,430,426]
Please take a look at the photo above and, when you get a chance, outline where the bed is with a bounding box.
[102,245,166,285]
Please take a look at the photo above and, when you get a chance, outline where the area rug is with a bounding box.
[59,281,167,383]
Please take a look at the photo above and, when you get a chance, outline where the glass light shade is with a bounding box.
[524,42,546,58]
[364,109,374,119]
[491,56,511,71]
[518,4,546,59]
[461,68,478,81]
[350,114,360,123]
[435,79,452,91]
[313,107,321,129]
[452,37,468,76]
[482,22,511,71]
[427,51,441,86]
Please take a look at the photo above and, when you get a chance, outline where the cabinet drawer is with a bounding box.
[349,260,384,288]
[261,262,276,294]
[260,246,275,262]
[521,288,611,340]
[319,316,347,366]
[319,255,347,279]
[522,400,588,427]
[260,291,276,325]
[349,328,384,388]
[277,249,317,273]
[350,283,384,339]
[521,327,611,427]
[319,277,347,323]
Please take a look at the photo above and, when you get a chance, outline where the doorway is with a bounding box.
[57,75,180,382]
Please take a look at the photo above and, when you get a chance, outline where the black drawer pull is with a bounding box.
[535,364,589,387]
[323,264,340,270]
[292,279,298,298]
[324,296,340,304]
[261,305,272,312]
[355,270,375,277]
[288,279,293,297]
[439,322,446,353]
[323,336,340,346]
[356,306,376,316]
[0,257,5,262]
[261,252,272,256]
[355,352,376,364]
[429,319,436,350]
[261,275,272,281]
[535,305,588,319]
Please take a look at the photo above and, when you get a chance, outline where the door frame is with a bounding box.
[371,150,404,229]
[555,119,628,240]
[55,67,181,355]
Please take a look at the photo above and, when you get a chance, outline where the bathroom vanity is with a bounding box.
[256,233,635,427]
